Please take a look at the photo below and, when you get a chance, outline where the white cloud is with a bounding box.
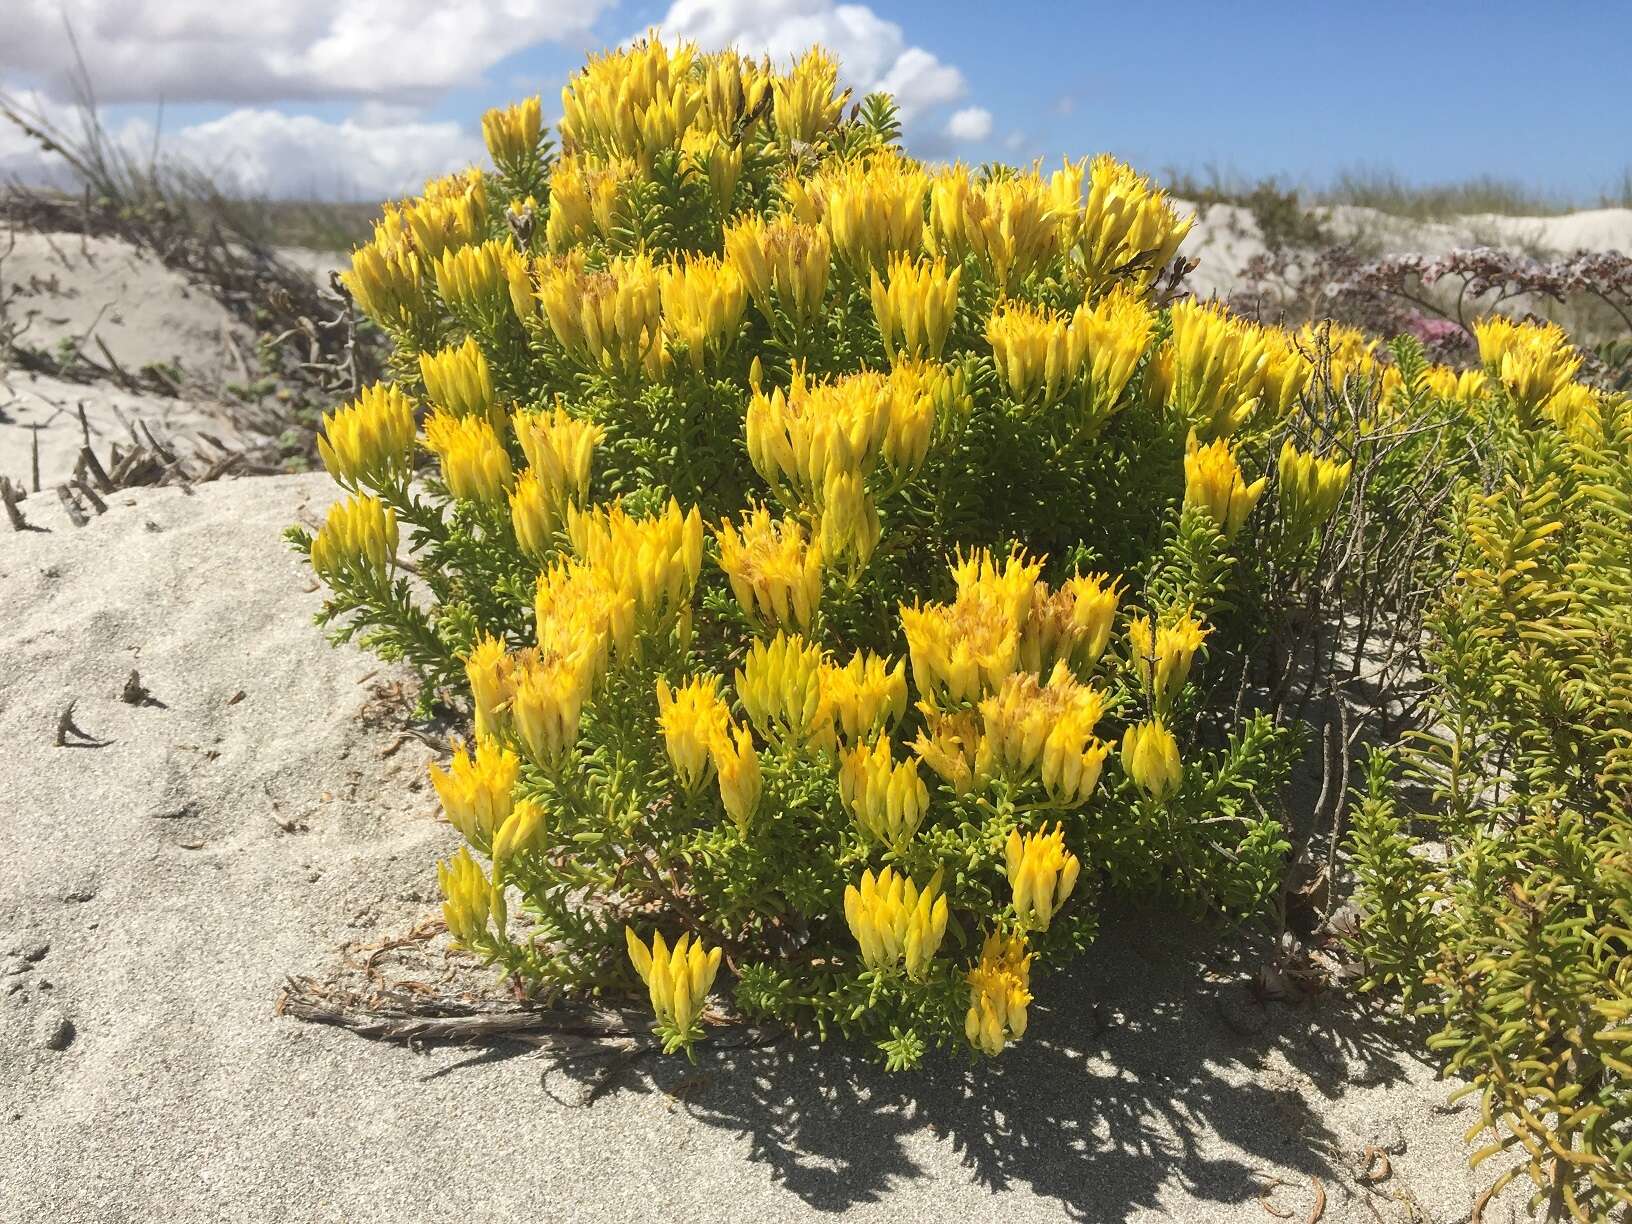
[2,0,613,105]
[654,0,968,121]
[0,97,482,200]
[946,106,992,143]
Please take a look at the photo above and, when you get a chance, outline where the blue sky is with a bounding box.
[3,0,1627,201]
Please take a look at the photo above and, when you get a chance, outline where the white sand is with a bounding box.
[0,473,1531,1223]
[1179,201,1632,299]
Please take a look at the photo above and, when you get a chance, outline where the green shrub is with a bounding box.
[282,36,1428,1069]
[1348,343,1632,1219]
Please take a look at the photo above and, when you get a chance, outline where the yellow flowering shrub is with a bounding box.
[287,34,1422,1068]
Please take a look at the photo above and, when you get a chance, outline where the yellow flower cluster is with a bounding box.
[1006,824,1081,930]
[661,255,747,368]
[823,650,909,745]
[420,336,505,435]
[913,709,992,796]
[1474,315,1583,416]
[317,383,416,492]
[791,152,928,273]
[482,96,543,175]
[745,366,937,567]
[736,631,832,750]
[430,736,520,844]
[537,251,666,377]
[965,932,1032,1055]
[560,38,702,165]
[1300,322,1381,391]
[838,737,929,852]
[309,493,398,586]
[1183,434,1266,540]
[1054,155,1194,297]
[1277,442,1352,540]
[772,48,847,144]
[1166,300,1311,438]
[343,170,488,337]
[725,215,831,326]
[625,927,723,1049]
[980,664,1112,807]
[927,166,1059,292]
[567,498,704,635]
[1423,364,1488,405]
[655,676,762,832]
[544,155,637,251]
[438,848,505,947]
[900,548,1040,706]
[1122,719,1182,800]
[844,867,948,980]
[1128,612,1209,715]
[509,408,603,557]
[434,238,532,328]
[1542,382,1604,443]
[424,409,513,504]
[871,254,960,364]
[491,797,548,865]
[716,506,824,632]
[700,49,773,138]
[986,286,1154,427]
[1019,571,1122,675]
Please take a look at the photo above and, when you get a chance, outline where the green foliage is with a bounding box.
[1348,390,1632,1219]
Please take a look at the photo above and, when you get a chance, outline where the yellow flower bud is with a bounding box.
[1276,442,1352,540]
[839,737,929,853]
[745,369,889,505]
[464,634,513,740]
[434,239,530,329]
[871,254,960,364]
[423,409,513,503]
[900,549,1037,707]
[309,493,398,587]
[1122,719,1182,801]
[438,847,505,948]
[430,736,519,844]
[716,506,824,633]
[509,470,561,559]
[317,382,416,492]
[544,154,636,251]
[1166,300,1283,438]
[1005,824,1081,930]
[965,932,1032,1055]
[656,675,731,792]
[1183,433,1265,541]
[342,237,432,336]
[491,797,547,864]
[1127,612,1209,716]
[625,927,723,1050]
[843,867,949,981]
[712,722,762,836]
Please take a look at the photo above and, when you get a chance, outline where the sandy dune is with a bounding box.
[0,472,1531,1224]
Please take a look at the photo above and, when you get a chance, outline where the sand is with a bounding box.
[0,472,1535,1224]
[1179,201,1632,299]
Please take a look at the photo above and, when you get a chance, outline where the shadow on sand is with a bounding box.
[542,909,1430,1220]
